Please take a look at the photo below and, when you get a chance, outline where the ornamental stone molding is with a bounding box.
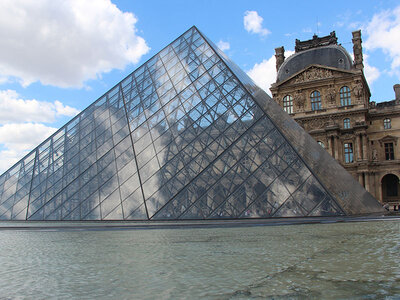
[293,67,334,84]
[353,80,364,103]
[326,86,336,107]
[294,90,306,111]
[302,118,326,131]
[372,148,378,161]
[378,135,398,146]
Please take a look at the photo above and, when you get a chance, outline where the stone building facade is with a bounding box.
[270,30,400,207]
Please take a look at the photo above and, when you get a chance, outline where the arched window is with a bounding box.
[384,118,391,129]
[310,91,321,111]
[283,95,293,114]
[382,174,399,200]
[343,118,350,129]
[340,86,351,106]
[317,141,325,148]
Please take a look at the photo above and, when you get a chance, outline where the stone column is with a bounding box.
[275,47,285,72]
[358,173,363,185]
[326,138,331,156]
[394,84,400,100]
[372,172,379,200]
[329,136,335,158]
[352,30,364,70]
[364,172,370,192]
[362,133,368,160]
[356,134,362,161]
[335,136,340,161]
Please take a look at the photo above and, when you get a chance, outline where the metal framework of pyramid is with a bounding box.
[0,26,382,221]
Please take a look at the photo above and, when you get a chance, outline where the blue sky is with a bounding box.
[0,0,399,172]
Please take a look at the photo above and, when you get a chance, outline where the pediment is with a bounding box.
[275,65,357,87]
[378,135,398,146]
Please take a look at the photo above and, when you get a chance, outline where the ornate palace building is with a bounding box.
[270,30,400,208]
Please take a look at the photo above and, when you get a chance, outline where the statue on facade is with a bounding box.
[294,91,305,111]
[372,148,378,161]
[326,86,336,107]
[353,81,363,102]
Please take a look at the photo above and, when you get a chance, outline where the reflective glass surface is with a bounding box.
[0,27,345,220]
[340,86,351,106]
[310,91,322,111]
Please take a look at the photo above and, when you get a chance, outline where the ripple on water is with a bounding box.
[0,220,399,299]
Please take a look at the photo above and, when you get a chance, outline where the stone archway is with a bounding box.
[381,173,400,203]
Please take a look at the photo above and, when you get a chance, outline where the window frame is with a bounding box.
[344,142,354,163]
[384,142,394,160]
[310,90,322,111]
[343,118,350,129]
[283,95,293,114]
[384,118,391,130]
[340,86,351,106]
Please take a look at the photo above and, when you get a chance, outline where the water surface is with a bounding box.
[0,220,399,299]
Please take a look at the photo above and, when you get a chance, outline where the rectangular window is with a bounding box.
[384,118,391,129]
[385,143,394,160]
[283,95,293,114]
[344,143,353,163]
[343,118,350,129]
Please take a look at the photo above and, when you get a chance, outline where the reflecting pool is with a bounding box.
[0,219,399,299]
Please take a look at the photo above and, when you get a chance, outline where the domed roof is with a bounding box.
[277,45,353,82]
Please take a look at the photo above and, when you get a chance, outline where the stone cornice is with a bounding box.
[294,108,368,121]
[271,64,361,89]
[368,109,400,118]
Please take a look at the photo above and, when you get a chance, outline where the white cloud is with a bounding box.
[0,90,80,124]
[217,40,230,51]
[0,149,27,175]
[0,0,150,88]
[0,90,80,173]
[0,123,57,152]
[247,51,294,94]
[0,123,58,173]
[243,11,270,36]
[364,6,400,76]
[363,54,380,85]
[54,100,80,117]
[247,56,276,94]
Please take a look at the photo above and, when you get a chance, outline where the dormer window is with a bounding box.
[340,86,351,106]
[283,95,293,114]
[310,91,321,111]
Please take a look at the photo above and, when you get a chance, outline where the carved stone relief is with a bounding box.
[372,148,378,161]
[293,67,334,83]
[326,85,336,107]
[303,118,325,130]
[296,119,305,129]
[294,90,305,111]
[353,80,363,103]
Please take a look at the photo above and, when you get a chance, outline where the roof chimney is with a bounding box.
[394,84,400,100]
[352,30,364,70]
[275,46,285,72]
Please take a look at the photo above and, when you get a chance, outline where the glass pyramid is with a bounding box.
[0,26,382,221]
